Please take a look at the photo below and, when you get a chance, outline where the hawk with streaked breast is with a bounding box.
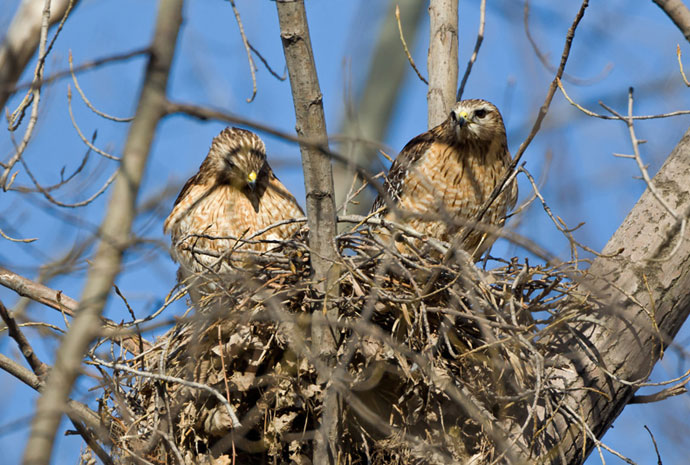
[164,127,304,303]
[371,99,517,259]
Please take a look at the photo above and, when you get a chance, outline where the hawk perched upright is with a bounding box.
[372,99,517,259]
[164,127,304,303]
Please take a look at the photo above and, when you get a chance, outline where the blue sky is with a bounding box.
[1,0,690,463]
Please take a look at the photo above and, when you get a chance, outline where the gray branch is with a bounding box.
[0,0,79,109]
[427,0,458,128]
[498,127,690,464]
[653,0,690,43]
[21,1,183,463]
[275,1,340,463]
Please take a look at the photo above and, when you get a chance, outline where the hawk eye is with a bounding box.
[474,109,487,119]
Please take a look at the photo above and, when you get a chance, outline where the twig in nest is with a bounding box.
[93,358,242,428]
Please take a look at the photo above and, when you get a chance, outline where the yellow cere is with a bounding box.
[248,171,257,183]
[459,111,469,120]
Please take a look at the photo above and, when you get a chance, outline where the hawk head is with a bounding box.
[446,99,506,143]
[208,127,268,190]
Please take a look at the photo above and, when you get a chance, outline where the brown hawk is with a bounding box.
[371,99,517,259]
[164,127,304,304]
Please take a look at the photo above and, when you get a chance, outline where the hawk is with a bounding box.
[164,127,304,303]
[371,99,517,259]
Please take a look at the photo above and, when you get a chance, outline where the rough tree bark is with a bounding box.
[275,2,340,464]
[427,0,458,128]
[21,1,183,463]
[498,127,690,464]
[0,0,79,110]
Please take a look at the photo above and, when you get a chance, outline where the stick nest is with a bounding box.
[95,224,591,465]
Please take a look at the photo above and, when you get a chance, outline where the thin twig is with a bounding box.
[10,47,150,94]
[677,44,690,86]
[1,0,55,190]
[67,85,121,160]
[523,0,611,87]
[20,154,118,208]
[643,425,664,465]
[470,0,589,229]
[557,77,690,120]
[395,4,427,85]
[92,357,241,427]
[0,227,37,243]
[69,51,134,122]
[457,0,486,100]
[228,0,257,103]
[248,42,287,81]
[598,90,680,222]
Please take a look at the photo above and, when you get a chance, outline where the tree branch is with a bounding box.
[0,0,79,109]
[653,0,690,43]
[0,299,49,378]
[0,266,150,354]
[21,0,182,463]
[275,1,340,463]
[503,127,690,463]
[427,0,458,128]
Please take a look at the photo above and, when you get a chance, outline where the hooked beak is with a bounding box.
[247,171,257,190]
[452,110,470,128]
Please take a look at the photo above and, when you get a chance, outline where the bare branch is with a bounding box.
[557,77,690,120]
[275,2,340,462]
[0,227,36,243]
[228,0,257,103]
[0,353,113,464]
[67,85,120,160]
[21,1,183,462]
[0,0,80,109]
[523,0,611,86]
[527,126,690,464]
[471,0,589,229]
[396,4,427,85]
[10,47,149,94]
[69,51,134,122]
[0,299,49,377]
[91,357,241,428]
[248,42,286,81]
[0,266,77,316]
[653,0,690,43]
[457,0,485,100]
[1,0,55,190]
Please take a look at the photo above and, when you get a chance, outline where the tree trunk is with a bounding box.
[427,0,458,128]
[502,126,690,464]
[275,2,340,463]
